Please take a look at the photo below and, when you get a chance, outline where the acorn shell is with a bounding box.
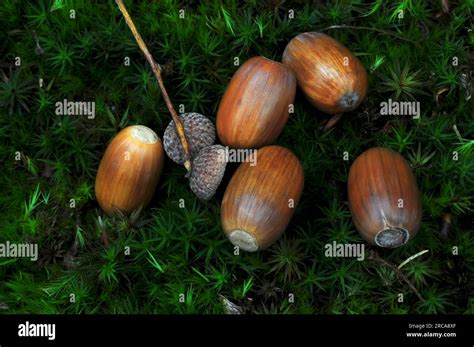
[282,32,368,114]
[163,112,215,165]
[217,56,296,149]
[189,145,227,200]
[347,147,422,248]
[221,145,304,252]
[95,125,164,215]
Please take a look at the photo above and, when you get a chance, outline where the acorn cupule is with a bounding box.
[163,112,215,165]
[189,144,227,200]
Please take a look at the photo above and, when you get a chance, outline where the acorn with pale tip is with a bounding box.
[221,145,304,252]
[347,147,422,248]
[95,125,164,215]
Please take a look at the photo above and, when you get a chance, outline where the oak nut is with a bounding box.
[163,112,215,165]
[95,125,164,215]
[221,145,304,252]
[217,56,296,149]
[189,145,227,200]
[282,32,368,114]
[347,147,422,248]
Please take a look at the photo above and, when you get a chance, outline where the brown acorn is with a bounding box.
[282,32,368,114]
[221,145,304,252]
[189,145,227,200]
[95,125,164,215]
[217,56,296,149]
[163,112,215,165]
[347,147,422,248]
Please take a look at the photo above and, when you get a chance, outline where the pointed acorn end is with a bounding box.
[130,125,158,144]
[228,230,258,252]
[338,91,361,111]
[375,227,409,248]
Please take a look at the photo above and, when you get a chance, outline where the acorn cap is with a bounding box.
[163,112,216,165]
[189,145,227,200]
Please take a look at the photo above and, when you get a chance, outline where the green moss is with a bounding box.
[0,0,472,314]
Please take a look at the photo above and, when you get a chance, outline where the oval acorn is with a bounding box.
[347,147,422,248]
[217,56,296,149]
[282,32,368,114]
[95,125,164,215]
[221,145,304,252]
[163,112,215,165]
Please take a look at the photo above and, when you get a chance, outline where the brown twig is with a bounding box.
[101,228,109,248]
[441,0,450,14]
[439,213,452,240]
[321,113,343,131]
[115,0,191,172]
[369,250,425,302]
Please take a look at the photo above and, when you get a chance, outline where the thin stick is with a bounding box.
[321,25,421,48]
[115,0,191,172]
[370,250,425,302]
[321,113,343,131]
[452,124,464,143]
[398,250,429,270]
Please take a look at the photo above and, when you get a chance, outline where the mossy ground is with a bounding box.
[0,0,473,314]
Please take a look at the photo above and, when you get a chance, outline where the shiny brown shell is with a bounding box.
[282,32,368,114]
[221,145,304,252]
[95,125,164,215]
[348,147,422,248]
[217,56,296,149]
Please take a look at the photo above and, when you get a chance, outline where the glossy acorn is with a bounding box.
[217,56,297,149]
[282,32,368,114]
[221,145,304,252]
[347,147,422,248]
[95,125,164,215]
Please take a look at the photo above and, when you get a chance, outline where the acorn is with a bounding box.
[217,56,296,149]
[282,32,368,114]
[221,145,304,252]
[163,112,215,165]
[189,145,227,200]
[347,147,422,248]
[95,125,164,215]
